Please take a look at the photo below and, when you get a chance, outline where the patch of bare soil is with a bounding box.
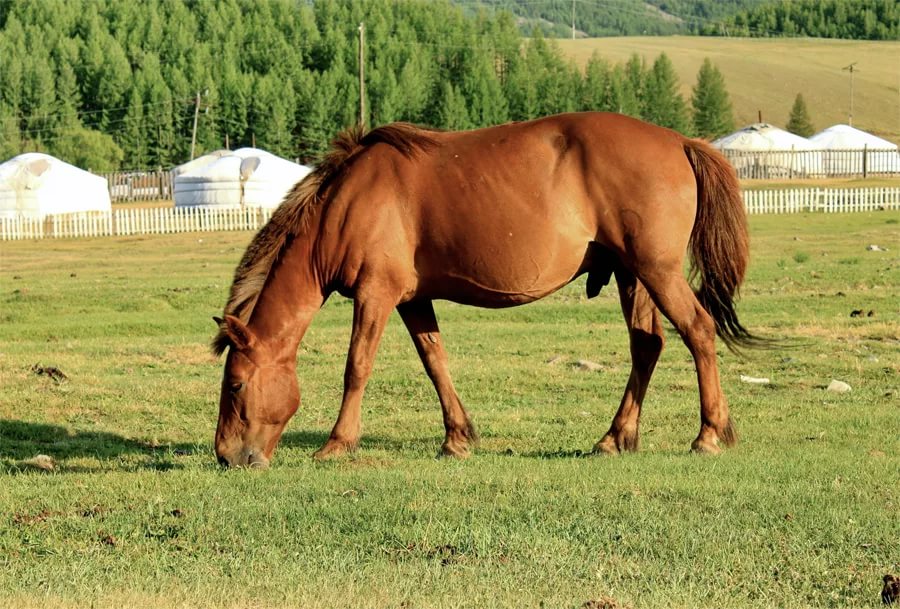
[31,364,68,383]
[582,596,632,609]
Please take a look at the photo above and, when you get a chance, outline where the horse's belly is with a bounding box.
[419,232,589,308]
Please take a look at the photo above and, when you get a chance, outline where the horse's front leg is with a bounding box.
[313,295,393,460]
[397,300,477,458]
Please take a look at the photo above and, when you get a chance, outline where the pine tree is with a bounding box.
[436,81,470,130]
[531,35,579,116]
[219,65,250,149]
[0,104,21,160]
[579,52,610,111]
[21,42,57,145]
[605,64,641,117]
[119,87,146,168]
[251,73,296,158]
[643,53,690,134]
[137,56,177,168]
[624,54,648,111]
[691,58,735,140]
[461,50,509,127]
[395,53,433,124]
[504,52,540,121]
[54,62,81,131]
[370,55,403,127]
[786,93,815,137]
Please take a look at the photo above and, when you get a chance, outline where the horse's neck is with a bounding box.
[248,226,325,358]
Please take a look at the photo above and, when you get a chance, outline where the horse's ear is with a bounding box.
[223,315,257,351]
[212,316,224,326]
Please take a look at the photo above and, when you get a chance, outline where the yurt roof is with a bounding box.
[170,149,231,177]
[712,123,816,151]
[809,124,898,150]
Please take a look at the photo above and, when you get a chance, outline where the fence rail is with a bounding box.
[1,188,898,241]
[722,148,900,179]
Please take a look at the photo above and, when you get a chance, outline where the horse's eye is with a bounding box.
[230,382,245,394]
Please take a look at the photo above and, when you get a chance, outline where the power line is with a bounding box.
[11,97,198,132]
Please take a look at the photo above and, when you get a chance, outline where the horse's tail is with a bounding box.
[683,138,759,353]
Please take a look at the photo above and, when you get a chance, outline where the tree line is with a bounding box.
[472,0,764,37]
[0,0,736,171]
[458,0,898,39]
[700,0,898,39]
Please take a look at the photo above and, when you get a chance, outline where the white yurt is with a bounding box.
[0,153,111,219]
[712,123,821,178]
[173,148,311,209]
[809,124,900,175]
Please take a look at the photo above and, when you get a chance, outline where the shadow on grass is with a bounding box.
[280,430,442,455]
[279,430,331,450]
[524,448,593,459]
[0,419,202,472]
[280,429,594,460]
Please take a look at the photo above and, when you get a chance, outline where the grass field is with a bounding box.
[1,212,898,608]
[557,37,900,144]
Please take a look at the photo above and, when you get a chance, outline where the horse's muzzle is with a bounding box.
[216,449,270,469]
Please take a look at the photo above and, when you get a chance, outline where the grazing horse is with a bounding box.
[213,112,753,468]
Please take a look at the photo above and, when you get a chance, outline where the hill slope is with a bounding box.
[557,36,900,143]
[460,0,764,37]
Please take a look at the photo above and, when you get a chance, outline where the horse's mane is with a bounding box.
[212,122,440,355]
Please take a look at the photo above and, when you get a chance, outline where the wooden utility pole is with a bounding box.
[843,62,857,126]
[571,0,576,39]
[358,22,366,128]
[190,91,201,160]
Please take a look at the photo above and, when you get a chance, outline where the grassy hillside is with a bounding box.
[557,37,900,144]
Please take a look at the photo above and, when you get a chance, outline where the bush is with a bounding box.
[48,125,124,172]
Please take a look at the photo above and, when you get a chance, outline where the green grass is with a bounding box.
[1,212,898,608]
[557,36,900,144]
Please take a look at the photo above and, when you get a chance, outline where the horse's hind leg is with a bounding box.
[314,295,394,460]
[397,300,477,458]
[638,267,736,454]
[594,270,664,455]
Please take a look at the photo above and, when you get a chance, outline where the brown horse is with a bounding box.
[213,112,753,468]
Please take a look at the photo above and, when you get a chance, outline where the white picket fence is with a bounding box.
[0,206,273,241]
[1,188,898,241]
[741,187,900,214]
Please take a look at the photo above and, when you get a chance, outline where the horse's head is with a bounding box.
[214,315,299,468]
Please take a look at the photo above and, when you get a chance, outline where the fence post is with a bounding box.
[862,145,867,179]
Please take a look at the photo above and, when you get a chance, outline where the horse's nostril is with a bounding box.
[217,455,229,468]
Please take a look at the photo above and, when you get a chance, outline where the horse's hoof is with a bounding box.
[439,442,471,459]
[592,437,620,455]
[313,440,356,460]
[690,439,722,455]
[593,428,639,455]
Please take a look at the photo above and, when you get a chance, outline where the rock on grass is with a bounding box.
[574,359,603,372]
[827,379,852,393]
[18,454,56,471]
